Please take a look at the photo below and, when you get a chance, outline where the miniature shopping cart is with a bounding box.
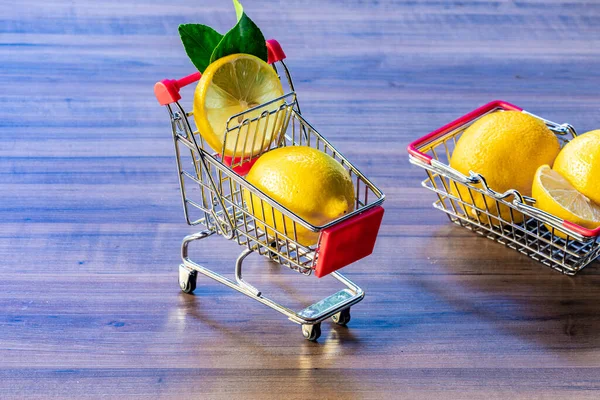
[408,100,600,275]
[154,40,385,341]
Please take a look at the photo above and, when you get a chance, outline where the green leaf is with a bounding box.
[179,24,223,73]
[210,1,268,63]
[233,0,244,21]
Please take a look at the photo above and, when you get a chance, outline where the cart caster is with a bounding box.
[302,323,321,341]
[331,308,351,326]
[179,265,197,294]
[268,241,279,261]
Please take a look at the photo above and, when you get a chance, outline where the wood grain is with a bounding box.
[2,0,600,398]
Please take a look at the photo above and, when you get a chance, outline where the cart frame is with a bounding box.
[155,40,385,340]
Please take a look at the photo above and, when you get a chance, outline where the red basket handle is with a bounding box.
[406,100,522,165]
[562,220,600,238]
[154,39,286,106]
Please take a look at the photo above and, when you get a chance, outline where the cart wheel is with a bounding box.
[331,308,351,326]
[179,265,197,294]
[302,323,321,341]
[268,241,279,261]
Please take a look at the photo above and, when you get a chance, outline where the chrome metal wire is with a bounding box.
[170,92,384,275]
[411,107,600,275]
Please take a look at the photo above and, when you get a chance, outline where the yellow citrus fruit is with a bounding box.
[553,129,600,206]
[193,53,284,158]
[532,165,600,238]
[449,110,560,224]
[243,146,355,247]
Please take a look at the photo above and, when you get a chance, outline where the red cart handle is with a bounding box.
[315,206,385,278]
[154,39,286,106]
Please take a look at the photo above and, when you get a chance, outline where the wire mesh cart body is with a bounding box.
[408,100,600,275]
[155,40,385,341]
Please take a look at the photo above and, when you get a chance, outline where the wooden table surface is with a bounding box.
[3,0,600,398]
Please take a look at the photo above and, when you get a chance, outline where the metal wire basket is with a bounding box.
[155,39,385,341]
[408,100,600,275]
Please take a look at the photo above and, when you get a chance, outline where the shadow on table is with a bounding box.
[174,262,362,344]
[418,224,600,349]
[171,285,362,396]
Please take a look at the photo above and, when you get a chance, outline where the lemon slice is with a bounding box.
[532,165,600,237]
[193,53,285,158]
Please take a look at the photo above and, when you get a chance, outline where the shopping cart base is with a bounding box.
[179,229,365,341]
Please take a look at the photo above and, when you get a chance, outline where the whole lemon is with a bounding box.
[450,111,560,224]
[553,130,600,206]
[243,146,355,246]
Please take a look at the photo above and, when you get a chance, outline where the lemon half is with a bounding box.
[193,54,285,158]
[532,165,600,238]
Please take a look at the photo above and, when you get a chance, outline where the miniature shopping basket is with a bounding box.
[408,100,600,275]
[154,40,385,341]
